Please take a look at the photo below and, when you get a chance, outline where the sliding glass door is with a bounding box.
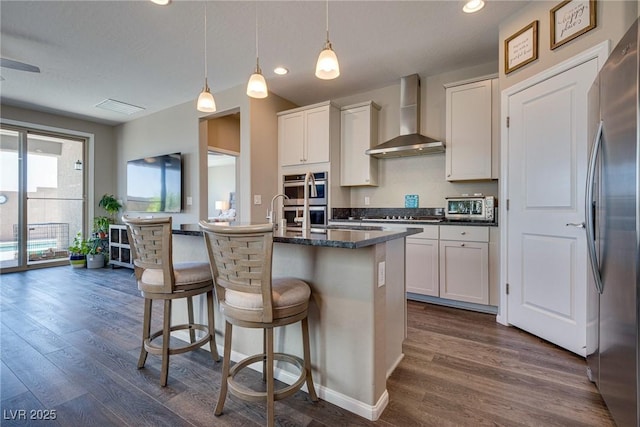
[0,125,85,271]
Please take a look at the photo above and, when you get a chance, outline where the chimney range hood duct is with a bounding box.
[365,74,445,158]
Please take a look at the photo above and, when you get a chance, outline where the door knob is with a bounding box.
[566,222,585,228]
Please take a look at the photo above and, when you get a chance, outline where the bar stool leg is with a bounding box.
[206,290,220,361]
[187,296,196,343]
[215,321,233,416]
[138,298,152,369]
[262,329,267,382]
[302,316,318,401]
[266,327,275,427]
[160,299,171,387]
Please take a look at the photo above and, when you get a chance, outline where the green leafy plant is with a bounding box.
[87,237,105,255]
[99,194,122,221]
[68,232,90,256]
[93,216,111,236]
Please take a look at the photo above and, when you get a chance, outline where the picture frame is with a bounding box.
[550,0,597,50]
[504,21,538,75]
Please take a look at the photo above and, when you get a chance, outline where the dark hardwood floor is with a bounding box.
[1,266,614,426]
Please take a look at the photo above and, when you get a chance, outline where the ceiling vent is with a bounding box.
[95,99,145,115]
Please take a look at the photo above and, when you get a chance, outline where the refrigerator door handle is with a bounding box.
[585,120,604,294]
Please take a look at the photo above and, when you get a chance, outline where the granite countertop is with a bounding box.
[173,223,422,249]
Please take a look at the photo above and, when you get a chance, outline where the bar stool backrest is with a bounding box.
[123,216,175,294]
[200,222,275,323]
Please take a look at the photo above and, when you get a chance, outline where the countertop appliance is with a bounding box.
[586,18,639,427]
[445,195,495,222]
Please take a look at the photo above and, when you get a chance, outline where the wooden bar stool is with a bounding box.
[199,221,318,427]
[123,216,219,387]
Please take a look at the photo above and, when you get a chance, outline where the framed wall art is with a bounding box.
[504,21,538,74]
[550,0,597,50]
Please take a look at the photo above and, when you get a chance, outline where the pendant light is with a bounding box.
[247,2,268,98]
[315,0,339,80]
[197,2,216,113]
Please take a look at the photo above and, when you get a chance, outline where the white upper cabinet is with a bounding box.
[445,77,497,181]
[340,101,380,186]
[278,102,334,167]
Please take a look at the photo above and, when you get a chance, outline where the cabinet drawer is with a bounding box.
[440,225,488,242]
[406,225,439,240]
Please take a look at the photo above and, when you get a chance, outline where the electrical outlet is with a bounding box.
[378,261,386,287]
[364,196,370,206]
[186,196,193,206]
[254,195,262,205]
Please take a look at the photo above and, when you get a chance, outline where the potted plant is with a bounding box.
[86,237,106,269]
[99,194,123,223]
[93,216,111,239]
[68,232,90,268]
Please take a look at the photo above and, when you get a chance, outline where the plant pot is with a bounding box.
[87,253,105,269]
[69,254,86,268]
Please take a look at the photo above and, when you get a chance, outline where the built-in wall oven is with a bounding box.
[283,171,328,229]
[283,206,327,229]
[283,172,327,206]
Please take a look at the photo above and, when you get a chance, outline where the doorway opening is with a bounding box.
[207,151,236,221]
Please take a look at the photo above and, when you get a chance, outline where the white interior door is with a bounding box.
[506,58,598,356]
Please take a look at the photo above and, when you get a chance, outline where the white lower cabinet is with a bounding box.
[406,227,439,297]
[438,226,489,304]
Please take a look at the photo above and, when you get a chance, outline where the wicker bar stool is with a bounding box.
[199,221,318,427]
[123,216,219,387]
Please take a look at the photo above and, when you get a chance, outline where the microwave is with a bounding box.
[445,195,496,221]
[283,172,328,206]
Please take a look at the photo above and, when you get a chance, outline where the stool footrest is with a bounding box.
[227,353,307,402]
[145,323,211,356]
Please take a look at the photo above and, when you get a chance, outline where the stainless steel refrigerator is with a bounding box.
[586,17,639,427]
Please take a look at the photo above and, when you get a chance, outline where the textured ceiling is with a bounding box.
[0,1,529,126]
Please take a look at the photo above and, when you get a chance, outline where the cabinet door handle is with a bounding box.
[460,231,466,235]
[460,243,465,247]
[566,222,585,228]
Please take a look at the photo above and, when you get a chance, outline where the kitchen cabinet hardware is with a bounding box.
[566,222,585,228]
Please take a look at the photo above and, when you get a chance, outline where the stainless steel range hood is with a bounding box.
[365,74,445,158]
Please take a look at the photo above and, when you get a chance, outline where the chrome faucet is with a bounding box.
[269,193,289,229]
[302,172,318,233]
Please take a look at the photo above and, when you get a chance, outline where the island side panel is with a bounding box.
[273,242,379,406]
[384,237,406,377]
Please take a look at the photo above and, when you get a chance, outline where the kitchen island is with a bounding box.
[171,224,421,420]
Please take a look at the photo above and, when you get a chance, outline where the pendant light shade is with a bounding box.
[197,78,216,112]
[247,3,268,99]
[315,42,340,79]
[247,64,268,98]
[315,0,339,80]
[197,3,216,113]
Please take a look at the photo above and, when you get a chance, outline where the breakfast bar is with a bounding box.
[171,224,421,420]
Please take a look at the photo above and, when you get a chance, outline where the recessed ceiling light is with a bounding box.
[274,67,289,75]
[150,0,171,5]
[463,0,485,13]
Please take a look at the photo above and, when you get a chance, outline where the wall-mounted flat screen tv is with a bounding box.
[126,153,182,212]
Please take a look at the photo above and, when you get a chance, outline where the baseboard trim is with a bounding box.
[175,334,388,421]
